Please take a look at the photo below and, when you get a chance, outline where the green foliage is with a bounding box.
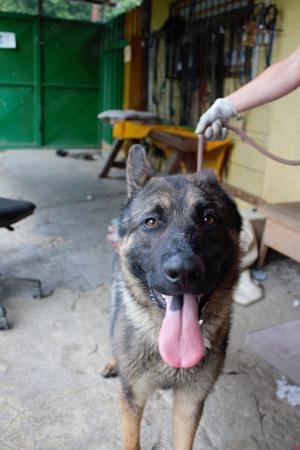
[104,1,142,21]
[0,0,37,15]
[0,0,142,22]
[43,0,91,22]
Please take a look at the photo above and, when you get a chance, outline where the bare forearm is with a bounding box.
[195,44,300,140]
[226,44,300,113]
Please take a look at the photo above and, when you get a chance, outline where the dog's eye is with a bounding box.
[144,218,159,229]
[203,214,216,226]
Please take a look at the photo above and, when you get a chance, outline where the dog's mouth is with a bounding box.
[149,287,212,369]
[150,288,208,323]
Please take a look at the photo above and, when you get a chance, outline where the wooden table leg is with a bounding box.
[184,152,197,173]
[163,150,183,175]
[99,138,124,178]
[258,218,300,268]
[163,151,197,175]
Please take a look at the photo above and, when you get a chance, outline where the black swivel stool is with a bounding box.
[0,198,42,330]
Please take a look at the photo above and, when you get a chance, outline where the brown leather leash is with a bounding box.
[196,133,205,172]
[197,124,300,172]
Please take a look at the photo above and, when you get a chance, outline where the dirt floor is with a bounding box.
[0,149,299,450]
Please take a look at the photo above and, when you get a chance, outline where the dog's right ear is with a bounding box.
[126,144,155,197]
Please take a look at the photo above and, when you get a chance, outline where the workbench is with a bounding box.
[99,120,232,179]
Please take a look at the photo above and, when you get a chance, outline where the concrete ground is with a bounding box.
[0,149,299,450]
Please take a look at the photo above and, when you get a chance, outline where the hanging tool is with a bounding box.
[216,25,225,99]
[152,32,161,114]
[251,3,265,79]
[263,4,278,67]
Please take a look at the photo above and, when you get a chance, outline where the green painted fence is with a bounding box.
[0,13,125,148]
[99,15,126,144]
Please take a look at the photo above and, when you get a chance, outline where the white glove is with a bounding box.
[195,98,237,141]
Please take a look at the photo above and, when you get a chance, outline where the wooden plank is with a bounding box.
[149,129,198,153]
[99,138,123,178]
[221,182,265,206]
[163,150,182,175]
[259,203,300,232]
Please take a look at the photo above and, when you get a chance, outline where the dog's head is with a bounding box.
[119,144,242,368]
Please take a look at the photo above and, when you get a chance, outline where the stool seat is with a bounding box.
[97,109,160,123]
[0,198,36,230]
[0,197,41,330]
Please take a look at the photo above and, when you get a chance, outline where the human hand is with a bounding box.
[195,98,237,140]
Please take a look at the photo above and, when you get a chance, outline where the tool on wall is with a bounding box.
[247,3,279,79]
[149,0,279,127]
[263,4,278,67]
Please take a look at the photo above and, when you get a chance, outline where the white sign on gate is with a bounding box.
[0,32,17,49]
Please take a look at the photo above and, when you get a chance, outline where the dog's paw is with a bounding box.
[101,359,118,378]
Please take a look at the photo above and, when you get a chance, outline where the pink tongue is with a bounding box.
[158,294,205,368]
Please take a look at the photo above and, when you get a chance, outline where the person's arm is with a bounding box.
[195,44,300,140]
[226,43,300,112]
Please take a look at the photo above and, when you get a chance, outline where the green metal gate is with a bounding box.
[42,19,101,147]
[99,15,126,144]
[0,13,125,149]
[0,14,40,147]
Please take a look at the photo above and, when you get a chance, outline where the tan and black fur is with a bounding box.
[104,145,241,450]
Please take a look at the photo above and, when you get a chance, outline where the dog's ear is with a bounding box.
[127,144,155,196]
[201,169,218,185]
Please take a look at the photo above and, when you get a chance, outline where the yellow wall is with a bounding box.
[225,0,300,203]
[261,0,300,202]
[149,0,300,204]
[150,0,173,31]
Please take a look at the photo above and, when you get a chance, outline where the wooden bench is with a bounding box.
[99,122,231,179]
[99,129,201,178]
[258,202,300,268]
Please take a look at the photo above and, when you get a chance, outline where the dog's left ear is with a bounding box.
[201,169,219,185]
[127,144,155,197]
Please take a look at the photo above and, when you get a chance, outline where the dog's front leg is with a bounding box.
[119,384,146,450]
[172,388,204,450]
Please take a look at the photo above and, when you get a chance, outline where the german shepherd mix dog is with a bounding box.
[104,145,242,450]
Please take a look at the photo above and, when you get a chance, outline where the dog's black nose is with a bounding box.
[163,255,203,289]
